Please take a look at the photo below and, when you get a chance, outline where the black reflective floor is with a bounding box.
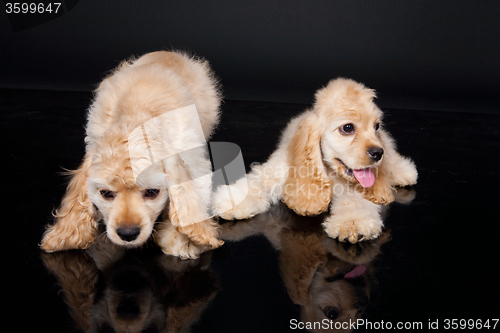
[2,89,500,332]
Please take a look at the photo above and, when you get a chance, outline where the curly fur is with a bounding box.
[282,116,333,216]
[213,78,418,243]
[41,51,224,258]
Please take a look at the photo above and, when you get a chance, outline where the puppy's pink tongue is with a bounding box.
[344,265,367,279]
[353,168,375,188]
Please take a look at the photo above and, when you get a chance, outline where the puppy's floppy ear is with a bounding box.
[279,229,328,305]
[41,251,98,331]
[282,116,332,216]
[41,155,97,252]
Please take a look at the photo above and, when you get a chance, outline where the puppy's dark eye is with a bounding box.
[339,123,355,135]
[144,189,159,199]
[375,123,380,131]
[100,190,115,200]
[324,306,340,320]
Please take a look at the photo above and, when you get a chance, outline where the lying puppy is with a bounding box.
[213,78,417,243]
[41,51,224,259]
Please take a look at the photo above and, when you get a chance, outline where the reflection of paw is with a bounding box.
[158,252,202,271]
[324,229,391,264]
[177,219,224,250]
[363,182,395,205]
[220,221,248,240]
[323,214,383,244]
[219,219,265,242]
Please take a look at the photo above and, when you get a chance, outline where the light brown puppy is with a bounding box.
[213,78,417,243]
[41,51,224,258]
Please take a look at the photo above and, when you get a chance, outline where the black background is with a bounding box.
[2,2,500,333]
[1,0,499,111]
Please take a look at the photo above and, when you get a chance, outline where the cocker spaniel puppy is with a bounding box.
[41,51,224,259]
[213,78,417,243]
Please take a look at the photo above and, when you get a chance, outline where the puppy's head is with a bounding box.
[87,138,169,247]
[303,258,369,332]
[315,78,385,188]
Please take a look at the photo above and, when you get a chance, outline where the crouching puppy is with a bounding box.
[212,78,417,243]
[41,51,224,259]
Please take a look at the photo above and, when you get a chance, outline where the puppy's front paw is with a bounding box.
[323,214,383,244]
[363,181,395,205]
[177,219,224,250]
[155,227,208,260]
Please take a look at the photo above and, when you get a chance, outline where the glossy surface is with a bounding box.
[2,89,499,332]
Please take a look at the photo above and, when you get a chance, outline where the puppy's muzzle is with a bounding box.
[116,225,141,242]
[117,297,140,318]
[367,147,384,162]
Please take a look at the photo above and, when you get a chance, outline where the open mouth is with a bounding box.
[335,158,375,188]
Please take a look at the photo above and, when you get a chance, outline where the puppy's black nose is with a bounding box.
[354,295,369,309]
[116,225,141,242]
[367,147,384,161]
[117,297,140,318]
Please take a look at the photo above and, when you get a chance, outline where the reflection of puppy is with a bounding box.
[213,78,417,243]
[281,229,391,333]
[41,51,224,259]
[42,227,220,333]
[221,201,395,333]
